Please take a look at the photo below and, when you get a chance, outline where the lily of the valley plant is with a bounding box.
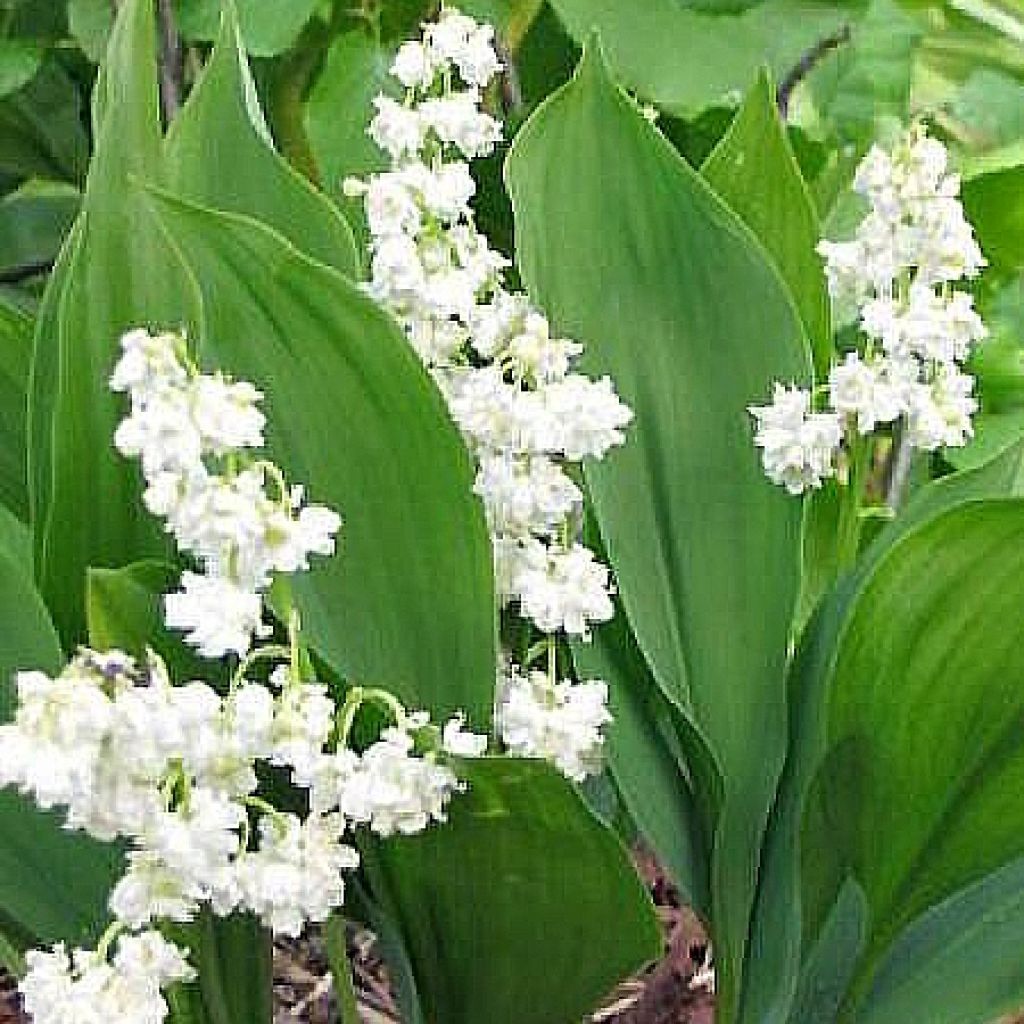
[3,3,1024,1024]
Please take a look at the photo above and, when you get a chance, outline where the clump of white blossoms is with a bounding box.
[0,337,486,1024]
[750,125,987,495]
[499,666,611,782]
[20,930,194,1024]
[348,6,632,780]
[111,328,341,659]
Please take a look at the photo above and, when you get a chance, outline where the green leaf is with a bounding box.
[737,578,855,1024]
[173,0,321,57]
[0,293,31,518]
[86,560,173,656]
[364,758,660,1024]
[547,0,861,114]
[29,0,196,646]
[86,561,223,684]
[806,0,922,145]
[854,854,1024,1024]
[788,880,866,1024]
[949,67,1024,151]
[0,501,31,573]
[68,0,114,63]
[0,540,123,951]
[0,58,88,182]
[506,43,808,1019]
[962,144,1024,272]
[810,500,1024,1013]
[794,481,843,636]
[742,442,1024,1024]
[572,596,714,917]
[0,0,66,39]
[347,878,427,1024]
[305,28,394,259]
[0,40,43,99]
[164,2,358,276]
[146,194,497,727]
[946,409,1024,471]
[864,439,1024,574]
[458,0,544,43]
[702,69,830,376]
[0,179,79,279]
[166,912,273,1024]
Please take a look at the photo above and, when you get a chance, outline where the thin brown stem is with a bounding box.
[776,24,852,119]
[156,0,183,123]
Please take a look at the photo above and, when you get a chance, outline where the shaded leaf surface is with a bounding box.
[702,70,830,375]
[165,6,357,275]
[507,44,808,1017]
[365,758,660,1024]
[148,195,496,727]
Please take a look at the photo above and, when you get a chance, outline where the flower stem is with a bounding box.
[325,914,361,1024]
[836,437,871,573]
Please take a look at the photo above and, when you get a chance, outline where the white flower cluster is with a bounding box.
[20,930,194,1024]
[350,7,632,780]
[111,328,341,658]
[751,126,987,495]
[0,648,479,1021]
[3,336,489,1023]
[0,651,475,936]
[498,666,611,782]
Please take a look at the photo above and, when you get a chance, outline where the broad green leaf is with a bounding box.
[146,194,496,727]
[854,855,1024,1024]
[346,878,427,1024]
[0,293,31,518]
[86,560,175,656]
[680,0,772,10]
[0,541,60,719]
[547,0,861,114]
[702,69,830,376]
[29,0,196,646]
[0,40,42,99]
[946,409,1024,470]
[863,438,1024,579]
[793,481,843,636]
[0,179,79,278]
[0,541,123,951]
[962,144,1024,271]
[68,0,114,63]
[164,3,357,275]
[507,44,808,1018]
[163,912,272,1024]
[364,758,660,1024]
[0,502,30,572]
[0,58,88,182]
[305,28,394,259]
[173,0,321,57]
[743,442,1024,1024]
[810,500,1024,1012]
